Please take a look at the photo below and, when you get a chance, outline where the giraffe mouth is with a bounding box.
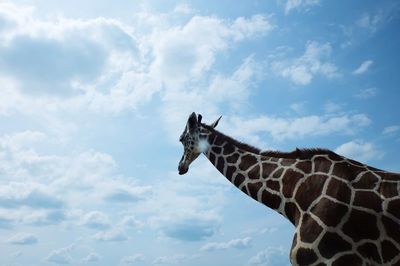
[178,165,188,175]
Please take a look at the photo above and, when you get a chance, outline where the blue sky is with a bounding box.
[0,0,399,265]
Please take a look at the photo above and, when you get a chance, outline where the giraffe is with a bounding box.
[178,112,400,266]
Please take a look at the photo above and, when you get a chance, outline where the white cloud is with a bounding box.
[271,41,338,86]
[223,113,371,143]
[50,151,119,192]
[173,4,195,15]
[0,130,150,229]
[0,130,46,150]
[153,254,195,265]
[0,137,156,266]
[0,3,137,98]
[81,252,101,263]
[260,227,279,234]
[0,182,64,209]
[207,55,263,103]
[0,208,67,227]
[103,185,152,203]
[7,232,38,245]
[26,210,67,226]
[80,14,270,114]
[119,215,143,229]
[231,14,274,41]
[45,246,73,265]
[354,87,377,99]
[155,211,220,242]
[142,159,228,242]
[0,75,24,115]
[289,102,306,113]
[248,246,288,265]
[81,211,111,230]
[0,2,136,112]
[0,1,272,118]
[201,237,252,251]
[121,254,146,264]
[93,227,128,242]
[352,60,373,75]
[335,140,384,162]
[355,4,399,35]
[383,125,400,135]
[149,14,271,88]
[0,213,14,228]
[323,102,342,113]
[284,0,320,14]
[161,55,264,141]
[356,13,383,33]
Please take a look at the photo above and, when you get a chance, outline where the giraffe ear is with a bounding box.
[210,116,222,128]
[197,114,202,124]
[187,112,198,131]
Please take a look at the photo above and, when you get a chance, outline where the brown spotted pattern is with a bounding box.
[198,124,400,266]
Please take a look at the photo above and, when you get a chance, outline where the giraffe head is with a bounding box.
[178,112,221,175]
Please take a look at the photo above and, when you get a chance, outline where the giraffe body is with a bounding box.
[178,113,400,266]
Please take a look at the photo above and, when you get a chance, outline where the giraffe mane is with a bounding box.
[261,148,343,160]
[201,123,262,154]
[201,123,343,160]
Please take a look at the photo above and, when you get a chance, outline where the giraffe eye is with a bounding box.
[179,136,184,142]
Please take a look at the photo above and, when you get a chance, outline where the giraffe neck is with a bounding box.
[201,129,308,226]
[196,125,400,265]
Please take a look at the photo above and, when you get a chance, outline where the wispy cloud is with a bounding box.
[223,113,370,143]
[7,233,38,245]
[81,252,101,263]
[158,213,219,242]
[248,246,288,265]
[354,87,378,99]
[120,254,146,265]
[323,102,342,113]
[382,125,400,136]
[0,130,151,230]
[271,41,339,86]
[173,3,195,15]
[201,237,252,251]
[45,246,74,265]
[284,0,320,15]
[118,215,144,229]
[355,3,399,34]
[352,60,373,75]
[93,227,128,242]
[356,12,385,33]
[290,102,306,113]
[0,214,14,229]
[153,254,197,265]
[335,140,384,162]
[0,183,64,209]
[357,13,380,32]
[80,211,111,230]
[150,14,271,88]
[161,55,264,141]
[104,184,152,202]
[141,161,227,242]
[0,2,272,117]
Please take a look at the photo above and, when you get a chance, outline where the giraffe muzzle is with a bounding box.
[178,155,189,175]
[178,165,188,175]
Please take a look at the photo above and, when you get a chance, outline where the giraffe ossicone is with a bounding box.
[178,112,400,266]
